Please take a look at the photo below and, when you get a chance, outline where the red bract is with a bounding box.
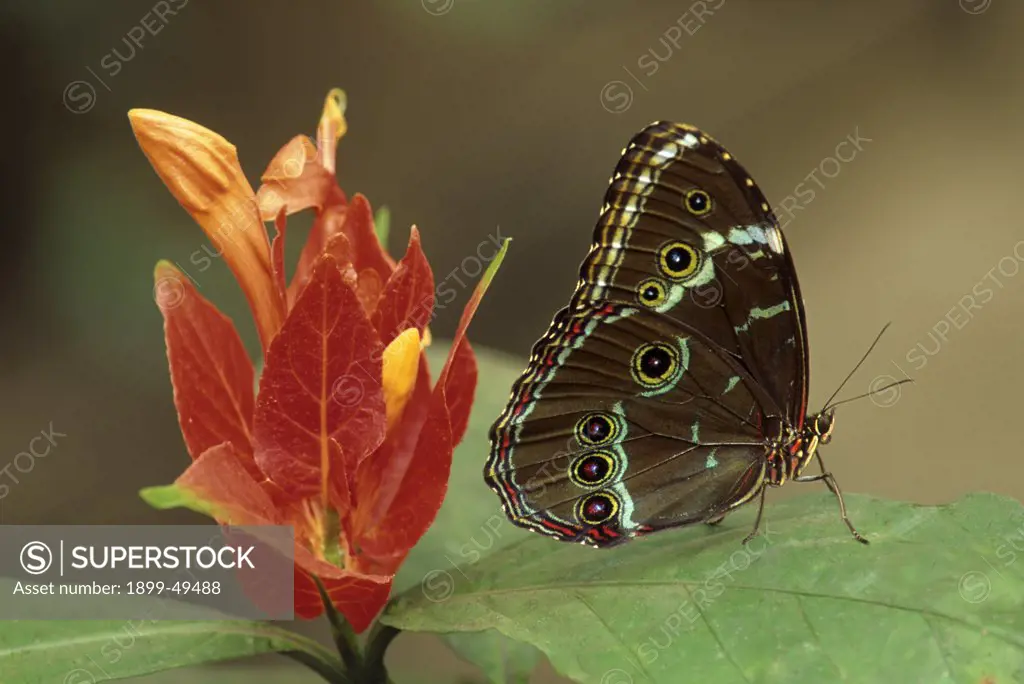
[133,89,506,632]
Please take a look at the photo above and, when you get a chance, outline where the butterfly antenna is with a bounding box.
[822,322,893,411]
[825,378,914,409]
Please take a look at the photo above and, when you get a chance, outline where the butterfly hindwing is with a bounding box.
[488,303,770,546]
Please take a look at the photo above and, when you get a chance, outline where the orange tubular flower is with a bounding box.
[133,89,506,631]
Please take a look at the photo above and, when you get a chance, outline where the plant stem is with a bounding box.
[361,622,400,684]
[283,650,354,684]
[313,580,400,683]
[315,578,364,676]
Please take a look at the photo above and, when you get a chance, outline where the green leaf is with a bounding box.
[394,343,544,683]
[140,483,216,518]
[385,492,1024,683]
[0,615,347,684]
[445,630,540,684]
[374,205,390,252]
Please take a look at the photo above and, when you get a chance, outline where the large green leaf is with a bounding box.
[393,343,544,683]
[444,630,540,684]
[385,492,1024,683]
[0,614,346,684]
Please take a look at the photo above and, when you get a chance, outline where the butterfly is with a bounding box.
[484,121,873,548]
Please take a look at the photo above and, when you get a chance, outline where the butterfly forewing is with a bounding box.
[486,122,810,547]
[576,122,808,421]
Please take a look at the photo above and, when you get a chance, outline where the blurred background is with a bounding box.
[1,0,1022,681]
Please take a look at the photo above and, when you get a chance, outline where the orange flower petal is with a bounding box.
[353,240,509,567]
[253,255,386,508]
[153,261,262,481]
[256,135,342,221]
[382,328,421,432]
[316,88,348,175]
[356,268,384,317]
[262,89,352,304]
[169,442,277,525]
[351,357,430,557]
[153,443,391,627]
[292,566,392,633]
[342,194,396,284]
[271,208,287,302]
[434,241,511,447]
[373,227,435,346]
[129,109,284,350]
[441,338,477,447]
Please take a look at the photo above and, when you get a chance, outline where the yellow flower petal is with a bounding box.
[129,109,284,350]
[381,327,421,431]
[316,88,348,175]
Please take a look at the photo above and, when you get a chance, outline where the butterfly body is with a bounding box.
[485,122,861,548]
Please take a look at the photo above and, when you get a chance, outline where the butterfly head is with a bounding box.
[810,408,837,444]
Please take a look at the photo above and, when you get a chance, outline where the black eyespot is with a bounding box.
[586,417,609,441]
[631,342,682,391]
[577,492,619,525]
[685,189,712,216]
[666,247,692,272]
[657,241,700,280]
[641,347,672,379]
[575,413,618,446]
[636,278,666,307]
[570,451,616,487]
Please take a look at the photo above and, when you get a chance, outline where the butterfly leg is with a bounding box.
[795,454,869,544]
[741,487,768,545]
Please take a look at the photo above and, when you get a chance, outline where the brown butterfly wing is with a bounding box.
[487,122,808,546]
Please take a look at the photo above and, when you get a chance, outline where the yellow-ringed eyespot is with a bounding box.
[569,451,618,488]
[576,491,620,525]
[657,241,700,280]
[631,342,679,389]
[575,412,618,447]
[684,188,712,216]
[636,278,667,307]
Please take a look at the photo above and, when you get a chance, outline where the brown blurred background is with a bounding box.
[1,0,1022,681]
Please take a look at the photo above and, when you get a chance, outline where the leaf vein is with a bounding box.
[683,583,751,684]
[922,613,956,681]
[794,594,842,679]
[573,588,656,684]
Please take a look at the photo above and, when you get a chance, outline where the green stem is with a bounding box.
[313,580,400,683]
[315,578,364,676]
[283,650,353,684]
[362,622,400,684]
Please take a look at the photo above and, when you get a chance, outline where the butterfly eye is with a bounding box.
[816,412,836,442]
[657,241,700,280]
[631,342,679,389]
[684,188,713,216]
[570,451,617,487]
[576,491,619,525]
[636,278,667,307]
[575,413,618,446]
